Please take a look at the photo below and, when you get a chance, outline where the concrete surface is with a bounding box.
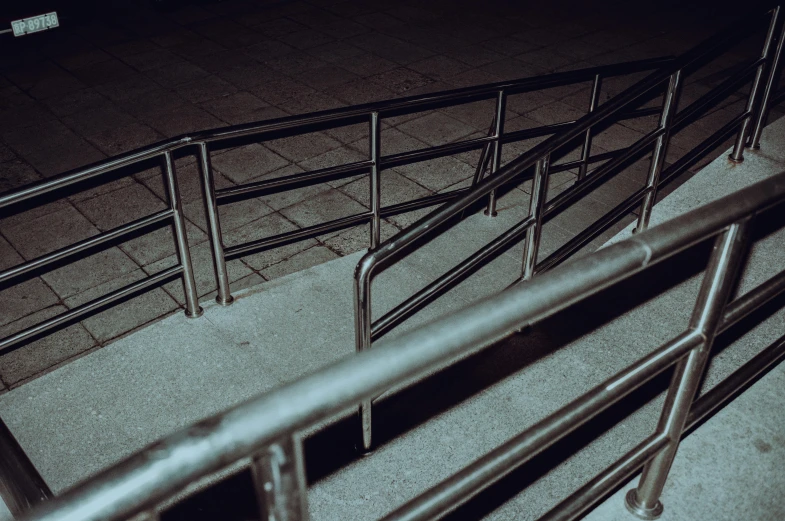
[0,111,782,521]
[1,0,780,388]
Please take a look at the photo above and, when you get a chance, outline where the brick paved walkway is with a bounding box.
[0,0,781,388]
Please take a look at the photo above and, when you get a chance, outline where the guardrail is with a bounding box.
[17,166,785,521]
[353,4,785,451]
[0,58,671,356]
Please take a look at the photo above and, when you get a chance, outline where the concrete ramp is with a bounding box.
[1,116,784,520]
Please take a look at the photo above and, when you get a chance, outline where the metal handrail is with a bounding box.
[352,5,785,451]
[19,167,785,521]
[0,58,672,354]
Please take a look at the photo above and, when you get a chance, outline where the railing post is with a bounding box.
[369,112,382,249]
[625,220,751,520]
[197,142,234,306]
[251,435,309,521]
[163,151,203,318]
[636,70,683,233]
[751,6,785,149]
[730,6,781,162]
[354,259,374,452]
[578,74,603,181]
[521,154,550,280]
[485,90,507,217]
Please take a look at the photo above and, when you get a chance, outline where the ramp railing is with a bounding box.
[353,4,785,451]
[17,168,785,521]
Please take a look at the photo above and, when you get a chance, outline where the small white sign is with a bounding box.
[11,12,59,37]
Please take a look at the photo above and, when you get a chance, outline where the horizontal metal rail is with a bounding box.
[0,266,183,354]
[0,210,173,285]
[21,168,785,521]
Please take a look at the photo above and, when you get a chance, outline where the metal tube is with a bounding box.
[0,266,183,353]
[539,433,670,521]
[626,221,751,519]
[251,436,309,521]
[0,209,173,285]
[578,74,603,181]
[163,152,203,318]
[687,333,785,429]
[381,189,472,219]
[485,90,507,217]
[719,268,785,333]
[19,171,785,521]
[225,212,372,259]
[0,418,52,518]
[372,215,536,341]
[636,71,683,233]
[730,6,781,161]
[370,112,382,249]
[521,155,550,280]
[354,258,374,452]
[216,160,373,201]
[381,331,702,521]
[197,142,234,306]
[751,8,785,148]
[383,134,494,170]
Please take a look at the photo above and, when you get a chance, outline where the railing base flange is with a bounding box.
[185,307,205,319]
[624,489,664,520]
[215,295,235,306]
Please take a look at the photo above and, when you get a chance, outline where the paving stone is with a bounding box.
[95,74,160,102]
[265,132,342,162]
[277,92,345,115]
[260,245,340,280]
[396,112,476,147]
[481,36,543,57]
[407,55,472,81]
[323,219,400,256]
[169,39,227,62]
[368,67,436,95]
[144,104,224,137]
[41,88,114,118]
[184,193,275,236]
[251,76,317,105]
[75,182,166,231]
[278,29,336,50]
[349,126,428,157]
[210,143,290,184]
[175,75,238,103]
[591,123,646,151]
[280,188,368,234]
[64,269,179,343]
[105,39,161,58]
[298,146,368,187]
[339,169,432,208]
[222,212,317,272]
[324,78,396,105]
[243,164,335,211]
[61,106,137,137]
[85,123,163,156]
[200,91,270,125]
[146,62,210,89]
[0,305,97,386]
[293,64,360,91]
[347,33,434,65]
[70,59,138,87]
[0,160,40,195]
[2,204,98,261]
[393,155,476,192]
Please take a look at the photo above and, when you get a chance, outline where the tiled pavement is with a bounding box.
[0,0,782,388]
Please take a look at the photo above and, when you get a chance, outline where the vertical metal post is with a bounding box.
[251,435,309,521]
[730,6,781,162]
[578,74,603,181]
[636,71,683,233]
[485,90,507,217]
[197,142,234,306]
[521,155,550,280]
[354,261,374,452]
[369,112,382,249]
[163,151,203,318]
[751,7,785,149]
[625,221,751,520]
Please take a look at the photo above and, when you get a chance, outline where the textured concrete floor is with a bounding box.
[0,116,783,519]
[1,0,782,389]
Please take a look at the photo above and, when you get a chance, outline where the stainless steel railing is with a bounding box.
[353,4,785,451]
[0,56,670,354]
[17,165,785,521]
